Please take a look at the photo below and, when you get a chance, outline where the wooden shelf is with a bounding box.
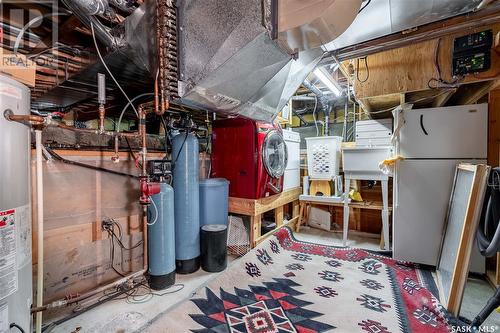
[229,187,301,216]
[298,199,392,211]
[228,188,301,248]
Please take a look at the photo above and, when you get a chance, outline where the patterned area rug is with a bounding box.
[146,227,457,333]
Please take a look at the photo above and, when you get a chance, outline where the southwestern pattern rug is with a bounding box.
[146,227,457,333]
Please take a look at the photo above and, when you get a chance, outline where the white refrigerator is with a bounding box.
[393,104,488,267]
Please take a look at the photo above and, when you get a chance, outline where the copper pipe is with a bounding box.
[98,104,105,133]
[154,73,160,115]
[139,104,149,273]
[112,136,120,162]
[4,111,45,126]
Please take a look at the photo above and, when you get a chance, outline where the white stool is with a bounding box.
[343,172,391,250]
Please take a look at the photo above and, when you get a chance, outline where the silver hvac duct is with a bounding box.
[176,0,361,122]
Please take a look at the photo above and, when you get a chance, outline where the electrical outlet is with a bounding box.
[102,218,113,230]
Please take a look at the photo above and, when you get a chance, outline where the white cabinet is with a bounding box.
[283,130,300,191]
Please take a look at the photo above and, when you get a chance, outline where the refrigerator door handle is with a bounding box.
[420,114,429,136]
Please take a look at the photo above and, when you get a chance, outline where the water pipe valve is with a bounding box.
[139,177,160,205]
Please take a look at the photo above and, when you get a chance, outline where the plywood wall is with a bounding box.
[352,22,500,99]
[31,151,148,302]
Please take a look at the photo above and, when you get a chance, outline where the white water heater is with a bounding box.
[0,75,32,332]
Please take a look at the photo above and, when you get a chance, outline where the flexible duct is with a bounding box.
[61,0,116,47]
[109,0,135,13]
[302,80,332,135]
[73,0,109,16]
[476,167,500,257]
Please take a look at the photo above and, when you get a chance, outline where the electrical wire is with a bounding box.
[45,147,138,178]
[358,0,372,13]
[147,198,159,226]
[9,323,26,333]
[125,283,185,304]
[160,115,171,157]
[356,57,369,83]
[90,21,138,117]
[428,38,464,89]
[116,93,155,133]
[103,219,143,277]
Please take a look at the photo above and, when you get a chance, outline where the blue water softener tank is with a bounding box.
[148,182,176,290]
[199,178,230,226]
[172,132,201,273]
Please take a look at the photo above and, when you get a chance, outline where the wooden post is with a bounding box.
[250,214,262,248]
[93,167,102,242]
[274,206,284,227]
[296,202,305,232]
[488,89,500,167]
[488,89,500,285]
[292,200,300,218]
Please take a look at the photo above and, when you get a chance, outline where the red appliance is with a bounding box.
[211,118,288,199]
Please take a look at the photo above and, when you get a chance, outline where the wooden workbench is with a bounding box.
[228,187,301,247]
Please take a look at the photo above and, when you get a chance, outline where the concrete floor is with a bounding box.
[460,278,500,328]
[293,225,382,251]
[48,227,500,332]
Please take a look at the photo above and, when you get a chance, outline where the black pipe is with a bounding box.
[45,148,138,178]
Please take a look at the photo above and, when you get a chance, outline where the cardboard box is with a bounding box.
[0,48,36,87]
[308,206,331,231]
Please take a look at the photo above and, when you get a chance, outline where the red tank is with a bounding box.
[211,118,288,199]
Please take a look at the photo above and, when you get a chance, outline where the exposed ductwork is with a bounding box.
[176,0,361,122]
[35,0,362,121]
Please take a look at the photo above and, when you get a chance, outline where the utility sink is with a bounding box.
[342,146,393,174]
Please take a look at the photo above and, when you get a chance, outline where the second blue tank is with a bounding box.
[172,132,200,273]
[199,178,229,226]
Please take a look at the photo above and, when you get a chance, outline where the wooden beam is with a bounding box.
[457,80,500,105]
[488,89,500,167]
[432,89,456,107]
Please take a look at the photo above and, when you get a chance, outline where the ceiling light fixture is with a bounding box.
[313,67,341,96]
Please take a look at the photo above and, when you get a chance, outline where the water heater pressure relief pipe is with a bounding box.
[97,73,106,134]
